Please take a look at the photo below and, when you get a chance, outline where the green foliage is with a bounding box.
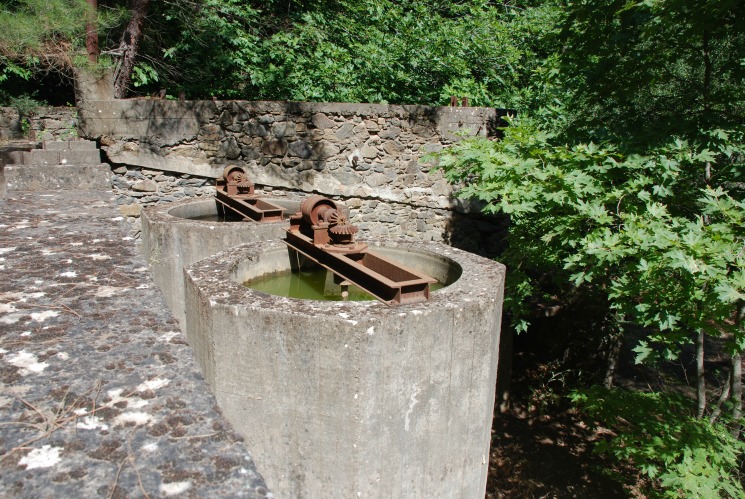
[19,117,30,137]
[0,0,90,54]
[434,119,745,349]
[433,0,745,491]
[0,0,124,89]
[571,387,745,497]
[150,0,557,104]
[1,93,44,116]
[0,91,45,137]
[152,0,262,98]
[0,60,31,83]
[558,0,745,143]
[1,0,563,102]
[131,62,158,88]
[0,0,91,68]
[260,0,549,105]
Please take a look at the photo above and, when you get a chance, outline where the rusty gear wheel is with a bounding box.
[329,223,359,236]
[223,165,246,183]
[324,209,348,226]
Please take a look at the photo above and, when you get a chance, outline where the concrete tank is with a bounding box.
[141,196,301,327]
[184,239,506,498]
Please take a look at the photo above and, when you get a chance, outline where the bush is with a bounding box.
[571,387,745,498]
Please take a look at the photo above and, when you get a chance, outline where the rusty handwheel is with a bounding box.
[222,165,254,193]
[300,195,339,226]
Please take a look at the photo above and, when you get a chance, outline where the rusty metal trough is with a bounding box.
[284,195,436,305]
[215,165,285,222]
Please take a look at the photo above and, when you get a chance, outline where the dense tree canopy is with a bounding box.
[433,1,745,495]
[125,0,544,105]
[0,0,551,105]
[2,0,745,494]
[558,0,745,144]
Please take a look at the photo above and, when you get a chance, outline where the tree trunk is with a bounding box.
[697,25,712,412]
[496,327,513,414]
[696,329,706,418]
[703,29,711,116]
[709,375,731,424]
[86,0,99,63]
[603,326,623,389]
[731,351,742,438]
[113,0,150,99]
[732,304,744,438]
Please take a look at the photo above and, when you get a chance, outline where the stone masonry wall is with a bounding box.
[81,100,507,255]
[110,166,506,255]
[0,106,78,142]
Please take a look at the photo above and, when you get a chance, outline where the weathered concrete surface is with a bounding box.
[79,100,216,146]
[106,146,224,179]
[184,239,506,498]
[141,196,302,327]
[1,142,38,199]
[0,190,269,498]
[4,164,112,192]
[73,68,114,104]
[2,140,110,194]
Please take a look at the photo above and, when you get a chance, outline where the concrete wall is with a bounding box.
[185,240,506,498]
[79,99,507,255]
[141,196,302,328]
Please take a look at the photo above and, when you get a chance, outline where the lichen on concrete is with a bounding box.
[183,238,506,497]
[0,190,269,498]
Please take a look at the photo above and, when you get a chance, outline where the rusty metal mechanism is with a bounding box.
[449,96,470,107]
[215,165,285,222]
[285,195,437,305]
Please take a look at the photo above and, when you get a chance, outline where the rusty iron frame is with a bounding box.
[215,165,286,222]
[284,196,436,305]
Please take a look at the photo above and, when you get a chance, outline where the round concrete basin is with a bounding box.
[141,196,301,327]
[184,239,505,498]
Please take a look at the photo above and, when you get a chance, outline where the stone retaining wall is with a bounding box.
[79,100,498,208]
[82,100,507,255]
[110,164,506,255]
[0,106,78,141]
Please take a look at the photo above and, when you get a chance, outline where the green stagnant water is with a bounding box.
[186,211,290,223]
[244,268,443,301]
[187,213,244,222]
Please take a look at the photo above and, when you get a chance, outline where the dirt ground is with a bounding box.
[483,328,739,498]
[484,350,651,498]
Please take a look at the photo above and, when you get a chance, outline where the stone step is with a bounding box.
[69,140,98,151]
[22,150,59,165]
[4,164,112,192]
[42,141,70,151]
[0,150,27,166]
[22,148,101,165]
[60,149,102,165]
[2,140,108,196]
[42,140,98,151]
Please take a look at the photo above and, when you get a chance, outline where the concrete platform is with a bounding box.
[4,164,112,192]
[0,190,269,498]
